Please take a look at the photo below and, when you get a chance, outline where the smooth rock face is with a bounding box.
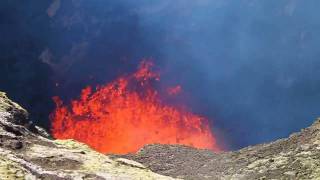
[1,91,320,179]
[0,92,173,180]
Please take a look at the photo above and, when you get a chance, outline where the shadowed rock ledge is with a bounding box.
[1,91,320,179]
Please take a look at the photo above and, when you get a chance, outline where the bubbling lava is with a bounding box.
[51,61,220,154]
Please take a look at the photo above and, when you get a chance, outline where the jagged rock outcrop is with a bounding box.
[125,121,320,179]
[1,91,320,179]
[0,92,173,180]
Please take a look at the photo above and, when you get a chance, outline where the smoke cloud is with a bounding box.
[1,0,320,149]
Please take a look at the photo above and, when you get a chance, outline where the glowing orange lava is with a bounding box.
[51,60,220,154]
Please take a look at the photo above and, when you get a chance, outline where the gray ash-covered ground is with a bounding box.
[124,120,320,179]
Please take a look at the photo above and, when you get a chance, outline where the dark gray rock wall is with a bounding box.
[126,120,320,179]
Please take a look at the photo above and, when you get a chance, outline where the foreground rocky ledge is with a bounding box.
[1,91,320,179]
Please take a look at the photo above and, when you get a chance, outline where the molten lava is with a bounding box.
[51,61,220,154]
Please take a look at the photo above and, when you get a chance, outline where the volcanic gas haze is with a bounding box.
[50,60,220,154]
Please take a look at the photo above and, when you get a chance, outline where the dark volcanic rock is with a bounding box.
[126,121,320,179]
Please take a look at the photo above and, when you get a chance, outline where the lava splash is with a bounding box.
[51,60,220,154]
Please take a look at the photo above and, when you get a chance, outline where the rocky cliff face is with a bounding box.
[0,92,320,179]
